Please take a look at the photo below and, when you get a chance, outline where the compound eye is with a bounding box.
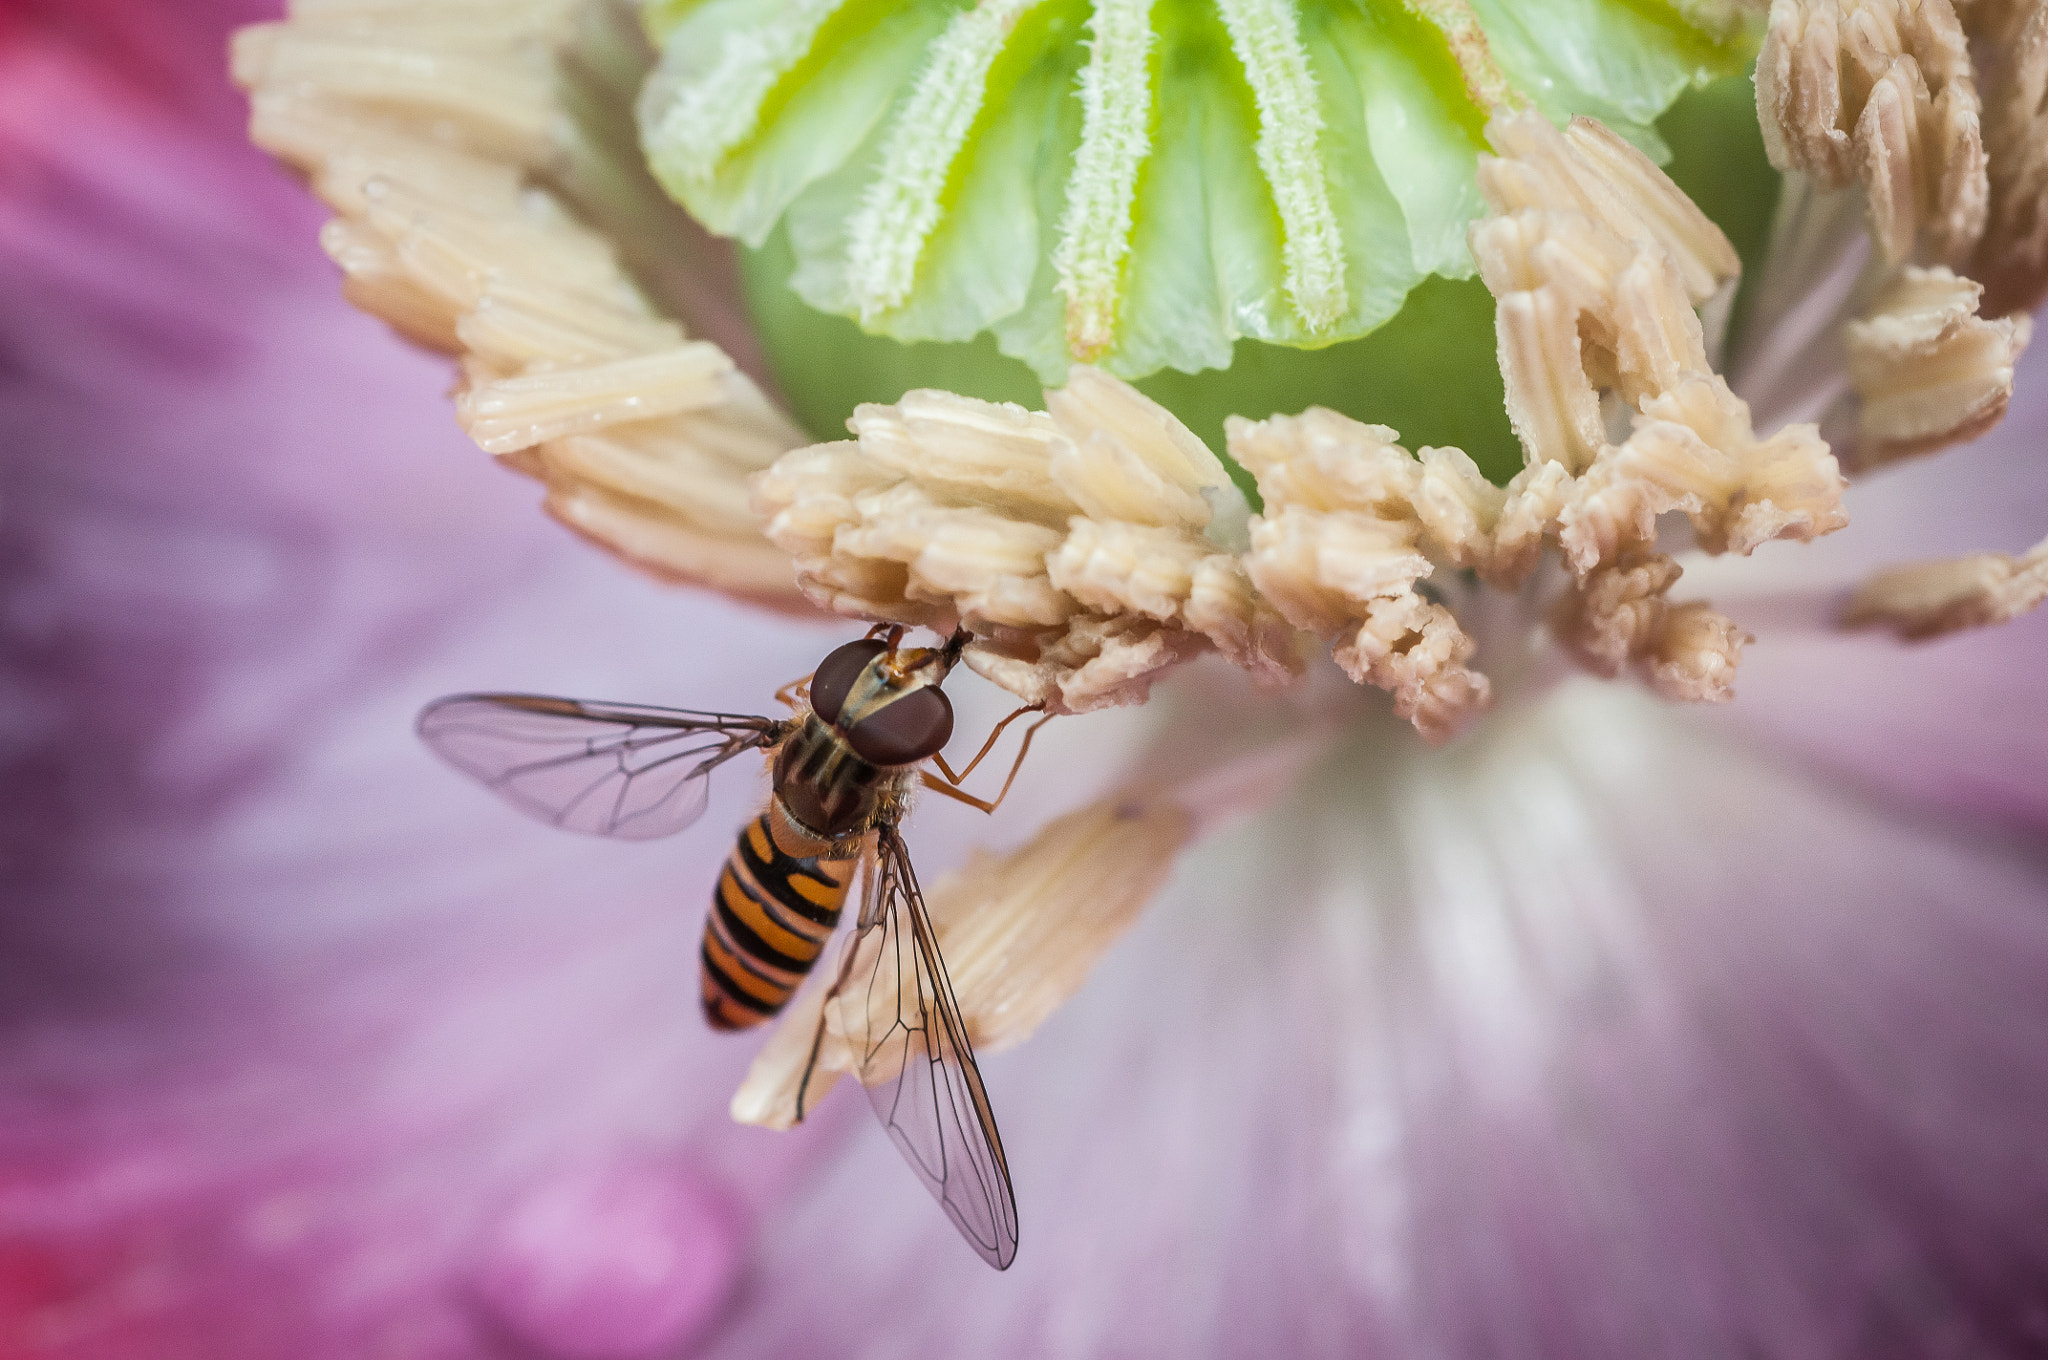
[808,638,888,725]
[845,686,954,767]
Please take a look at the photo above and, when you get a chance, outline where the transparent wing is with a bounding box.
[834,824,1019,1270]
[417,693,785,840]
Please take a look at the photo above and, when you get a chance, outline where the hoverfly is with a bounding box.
[416,627,1047,1269]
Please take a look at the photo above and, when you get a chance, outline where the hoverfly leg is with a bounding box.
[931,703,1045,785]
[922,707,1052,816]
[773,672,814,713]
[919,773,998,814]
[794,925,859,1123]
[792,1005,832,1124]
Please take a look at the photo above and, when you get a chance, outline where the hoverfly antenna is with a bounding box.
[897,627,971,680]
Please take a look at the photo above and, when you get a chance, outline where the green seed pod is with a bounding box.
[640,0,1768,484]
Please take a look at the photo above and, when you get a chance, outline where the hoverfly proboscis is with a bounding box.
[415,627,1049,1270]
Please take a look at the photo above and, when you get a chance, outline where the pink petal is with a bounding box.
[0,9,841,1354]
[468,1160,743,1360]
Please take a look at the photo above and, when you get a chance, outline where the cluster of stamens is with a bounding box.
[1752,0,2045,635]
[752,368,1300,714]
[233,0,2048,736]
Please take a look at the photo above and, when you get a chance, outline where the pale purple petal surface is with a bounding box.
[690,671,2048,1357]
[1715,360,2048,832]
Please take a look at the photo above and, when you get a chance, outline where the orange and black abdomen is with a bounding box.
[700,808,857,1031]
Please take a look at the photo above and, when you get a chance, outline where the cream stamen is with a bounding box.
[1969,0,2048,316]
[233,0,810,610]
[1749,2,2038,475]
[1551,554,1751,703]
[1474,111,1845,699]
[1750,2,2048,624]
[1842,533,2048,637]
[754,369,1300,714]
[1228,410,1499,742]
[1841,265,2033,468]
[457,346,736,454]
[1756,0,1988,266]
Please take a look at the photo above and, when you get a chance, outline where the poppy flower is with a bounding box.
[8,0,2048,1356]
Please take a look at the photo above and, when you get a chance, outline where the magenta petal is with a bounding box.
[4,0,279,137]
[468,1159,743,1360]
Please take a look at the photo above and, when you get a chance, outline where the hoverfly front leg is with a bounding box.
[772,672,813,712]
[921,703,1051,816]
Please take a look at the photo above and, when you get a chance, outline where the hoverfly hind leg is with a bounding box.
[792,1008,831,1123]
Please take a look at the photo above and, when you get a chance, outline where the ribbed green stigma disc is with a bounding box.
[642,1,1768,485]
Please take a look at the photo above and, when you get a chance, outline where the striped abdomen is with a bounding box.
[700,806,857,1031]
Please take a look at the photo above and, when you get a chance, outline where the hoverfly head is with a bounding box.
[807,631,961,768]
[807,637,887,727]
